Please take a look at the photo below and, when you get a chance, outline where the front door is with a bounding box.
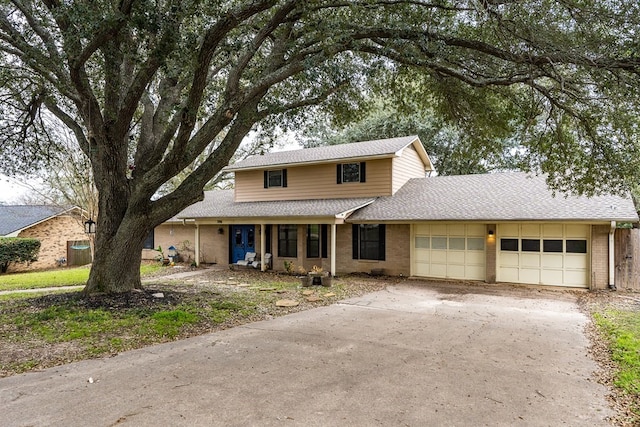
[231,225,255,264]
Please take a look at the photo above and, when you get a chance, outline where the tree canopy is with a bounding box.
[0,0,639,293]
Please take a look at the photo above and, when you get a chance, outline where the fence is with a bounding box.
[614,228,640,291]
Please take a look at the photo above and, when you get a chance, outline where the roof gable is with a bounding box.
[0,205,74,236]
[225,135,433,172]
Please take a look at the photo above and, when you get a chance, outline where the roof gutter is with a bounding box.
[609,220,616,290]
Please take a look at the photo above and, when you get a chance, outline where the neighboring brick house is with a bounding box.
[150,135,638,290]
[0,205,91,272]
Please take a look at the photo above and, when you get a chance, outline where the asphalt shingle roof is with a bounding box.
[224,135,421,171]
[348,172,639,222]
[178,190,375,219]
[0,205,70,236]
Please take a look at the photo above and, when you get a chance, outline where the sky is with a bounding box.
[0,135,303,205]
[0,174,31,204]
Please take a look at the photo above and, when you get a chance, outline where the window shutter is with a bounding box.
[336,164,342,184]
[352,224,359,259]
[321,224,328,258]
[282,169,287,188]
[378,224,386,260]
[360,162,366,183]
[264,171,268,188]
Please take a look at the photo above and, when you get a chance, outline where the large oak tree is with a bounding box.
[0,0,639,294]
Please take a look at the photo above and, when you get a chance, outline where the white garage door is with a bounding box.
[497,224,589,288]
[413,223,486,280]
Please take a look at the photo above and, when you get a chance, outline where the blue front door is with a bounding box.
[231,225,255,263]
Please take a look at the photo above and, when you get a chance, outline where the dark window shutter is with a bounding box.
[337,164,342,184]
[282,169,287,188]
[352,224,359,259]
[378,224,386,260]
[360,162,366,183]
[321,224,328,258]
[264,171,269,188]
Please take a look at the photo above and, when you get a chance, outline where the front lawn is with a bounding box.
[0,263,165,291]
[582,293,640,426]
[0,270,385,377]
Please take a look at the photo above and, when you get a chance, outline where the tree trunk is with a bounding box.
[83,215,149,295]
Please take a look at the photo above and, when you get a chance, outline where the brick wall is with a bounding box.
[149,223,229,265]
[591,225,610,290]
[336,223,410,276]
[486,224,496,283]
[12,214,88,272]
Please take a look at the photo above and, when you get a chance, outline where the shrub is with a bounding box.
[0,238,41,273]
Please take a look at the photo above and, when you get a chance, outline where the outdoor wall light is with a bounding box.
[84,218,97,234]
[488,229,495,237]
[218,227,224,235]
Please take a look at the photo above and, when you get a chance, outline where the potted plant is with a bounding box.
[297,266,311,287]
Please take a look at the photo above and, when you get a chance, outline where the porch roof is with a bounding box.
[348,172,639,223]
[177,189,375,222]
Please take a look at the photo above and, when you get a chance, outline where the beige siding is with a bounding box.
[234,159,393,202]
[392,145,427,193]
[12,214,87,272]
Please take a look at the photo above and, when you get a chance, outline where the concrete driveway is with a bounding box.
[0,282,612,426]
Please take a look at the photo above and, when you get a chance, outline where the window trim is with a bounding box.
[277,225,297,258]
[352,224,385,261]
[143,230,155,250]
[337,162,366,184]
[264,169,287,188]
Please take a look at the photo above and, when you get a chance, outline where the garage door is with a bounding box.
[497,224,589,288]
[413,223,486,280]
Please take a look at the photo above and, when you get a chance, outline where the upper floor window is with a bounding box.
[337,162,366,184]
[264,169,287,188]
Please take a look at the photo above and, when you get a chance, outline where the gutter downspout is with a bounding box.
[195,224,200,267]
[609,221,616,290]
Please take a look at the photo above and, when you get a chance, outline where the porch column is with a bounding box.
[331,223,337,277]
[260,224,266,272]
[194,224,200,267]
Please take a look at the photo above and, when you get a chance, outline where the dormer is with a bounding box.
[224,135,434,202]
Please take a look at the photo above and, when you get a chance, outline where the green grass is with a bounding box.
[0,263,165,291]
[594,308,640,417]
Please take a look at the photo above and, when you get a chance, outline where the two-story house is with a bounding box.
[148,135,638,290]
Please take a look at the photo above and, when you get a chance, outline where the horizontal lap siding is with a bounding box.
[392,145,427,193]
[234,159,393,201]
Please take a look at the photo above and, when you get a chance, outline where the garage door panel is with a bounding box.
[521,253,540,268]
[521,224,540,237]
[541,270,563,286]
[447,264,466,278]
[541,254,563,268]
[466,251,485,265]
[565,254,588,269]
[564,270,588,287]
[500,252,519,267]
[497,223,589,288]
[466,224,485,236]
[466,265,485,280]
[431,263,447,277]
[501,267,519,282]
[412,223,486,281]
[431,250,447,263]
[565,224,589,238]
